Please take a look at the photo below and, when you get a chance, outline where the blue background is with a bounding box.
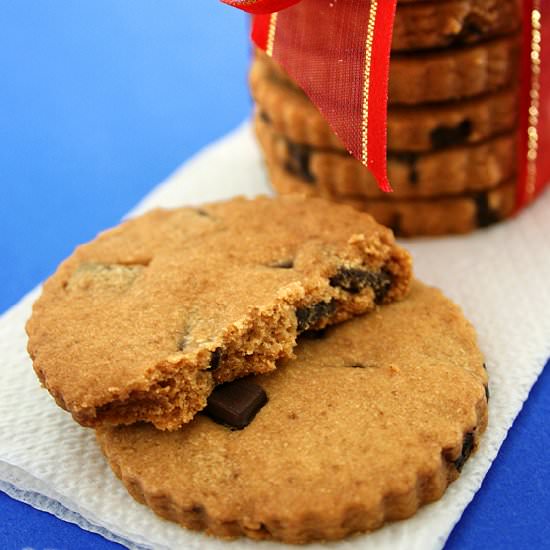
[1,2,549,549]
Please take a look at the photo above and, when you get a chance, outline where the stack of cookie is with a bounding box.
[251,0,522,236]
[26,196,490,543]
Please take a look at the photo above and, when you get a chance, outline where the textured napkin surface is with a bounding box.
[1,123,550,550]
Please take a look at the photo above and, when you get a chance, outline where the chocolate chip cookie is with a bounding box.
[26,196,412,430]
[257,35,520,105]
[256,112,517,198]
[264,157,516,236]
[97,281,488,543]
[250,56,519,152]
[393,0,521,51]
[390,35,520,104]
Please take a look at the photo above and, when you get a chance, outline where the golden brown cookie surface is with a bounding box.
[97,281,488,543]
[26,196,411,430]
[393,0,521,51]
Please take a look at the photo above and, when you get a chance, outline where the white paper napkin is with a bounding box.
[1,123,549,550]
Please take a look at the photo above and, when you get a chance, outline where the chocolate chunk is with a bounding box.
[475,192,501,228]
[451,15,485,46]
[205,378,268,429]
[301,328,327,340]
[330,267,393,303]
[284,141,315,183]
[259,110,272,124]
[430,119,472,149]
[209,347,222,371]
[389,213,403,236]
[194,208,210,217]
[454,432,475,472]
[296,300,337,332]
[392,152,419,186]
[270,259,294,269]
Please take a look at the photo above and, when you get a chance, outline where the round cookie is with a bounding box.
[97,281,489,544]
[392,0,521,51]
[26,196,412,430]
[250,57,519,152]
[255,112,518,198]
[257,36,520,105]
[263,160,516,237]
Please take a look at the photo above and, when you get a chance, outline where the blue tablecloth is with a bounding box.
[1,2,548,549]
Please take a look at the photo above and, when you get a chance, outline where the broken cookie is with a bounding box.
[26,195,412,430]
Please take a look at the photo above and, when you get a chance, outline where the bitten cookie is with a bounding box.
[392,0,521,51]
[250,56,519,152]
[256,112,517,198]
[97,281,489,544]
[26,196,412,430]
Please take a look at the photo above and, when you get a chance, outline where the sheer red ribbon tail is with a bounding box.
[365,0,397,193]
[251,0,396,193]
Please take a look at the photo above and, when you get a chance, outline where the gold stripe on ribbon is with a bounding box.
[266,12,278,57]
[361,0,378,166]
[526,0,542,201]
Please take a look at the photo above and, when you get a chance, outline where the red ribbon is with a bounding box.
[221,0,301,15]
[232,0,397,192]
[516,0,550,209]
[226,0,550,206]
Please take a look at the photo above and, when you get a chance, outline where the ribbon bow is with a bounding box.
[223,0,397,192]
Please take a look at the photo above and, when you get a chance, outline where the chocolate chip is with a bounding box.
[330,267,393,303]
[296,300,337,332]
[205,378,268,429]
[392,152,419,186]
[485,384,490,401]
[284,141,315,183]
[270,259,294,269]
[482,363,487,370]
[475,192,501,228]
[193,208,209,217]
[430,119,472,149]
[454,432,475,472]
[209,347,222,371]
[389,213,403,236]
[451,15,485,46]
[348,364,366,369]
[301,328,327,340]
[259,110,272,124]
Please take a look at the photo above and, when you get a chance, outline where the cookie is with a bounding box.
[263,159,517,236]
[96,281,489,543]
[250,57,519,152]
[255,112,518,198]
[26,196,412,430]
[257,35,520,104]
[392,0,521,52]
